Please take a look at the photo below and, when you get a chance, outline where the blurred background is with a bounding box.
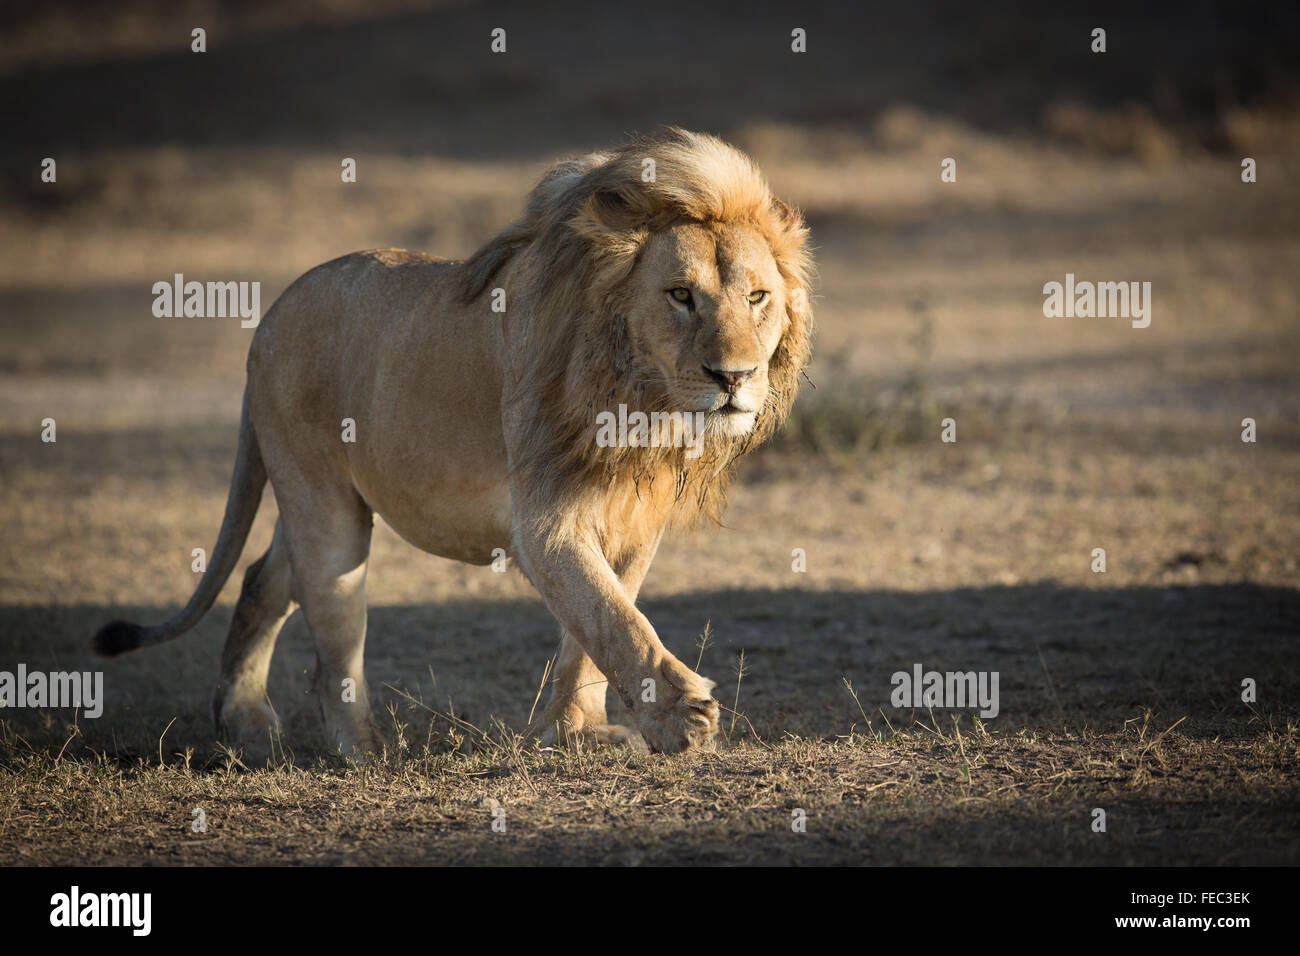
[1,0,1298,750]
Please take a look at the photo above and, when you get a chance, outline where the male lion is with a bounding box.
[94,128,813,756]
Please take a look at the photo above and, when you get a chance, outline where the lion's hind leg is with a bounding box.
[276,488,384,757]
[213,520,295,762]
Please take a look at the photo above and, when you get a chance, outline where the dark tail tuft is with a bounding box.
[93,620,144,657]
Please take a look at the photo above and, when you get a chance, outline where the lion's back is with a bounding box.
[248,248,461,376]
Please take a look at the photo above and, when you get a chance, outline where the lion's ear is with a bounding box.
[770,197,803,231]
[572,188,649,269]
[580,187,645,234]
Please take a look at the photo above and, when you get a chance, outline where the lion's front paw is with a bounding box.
[636,661,719,754]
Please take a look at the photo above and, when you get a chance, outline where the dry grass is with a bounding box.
[3,714,1295,865]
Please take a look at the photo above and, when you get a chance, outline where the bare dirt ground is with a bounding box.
[1,1,1298,865]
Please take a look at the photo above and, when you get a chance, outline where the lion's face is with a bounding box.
[625,220,788,439]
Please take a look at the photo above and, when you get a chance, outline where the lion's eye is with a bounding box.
[747,290,769,305]
[668,288,693,306]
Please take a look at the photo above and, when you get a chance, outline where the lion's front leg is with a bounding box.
[516,529,718,754]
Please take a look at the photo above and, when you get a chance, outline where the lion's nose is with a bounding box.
[702,364,757,394]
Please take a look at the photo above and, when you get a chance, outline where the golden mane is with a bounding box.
[460,128,814,544]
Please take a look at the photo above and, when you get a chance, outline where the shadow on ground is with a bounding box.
[2,582,1293,755]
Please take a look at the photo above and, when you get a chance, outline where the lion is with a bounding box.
[93,128,814,757]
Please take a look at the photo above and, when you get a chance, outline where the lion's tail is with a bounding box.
[93,390,266,657]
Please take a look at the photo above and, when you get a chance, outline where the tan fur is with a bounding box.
[96,128,813,757]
